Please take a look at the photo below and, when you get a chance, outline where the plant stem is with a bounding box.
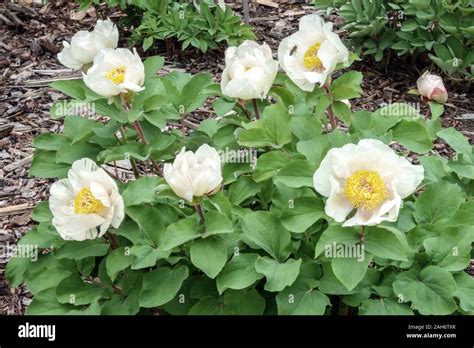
[359,225,366,243]
[132,120,163,176]
[180,117,187,138]
[338,300,349,315]
[424,104,431,119]
[194,203,205,225]
[106,232,119,250]
[323,84,337,130]
[117,127,140,179]
[252,99,260,119]
[238,102,252,120]
[102,167,125,183]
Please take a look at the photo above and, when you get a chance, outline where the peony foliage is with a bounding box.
[6,14,474,316]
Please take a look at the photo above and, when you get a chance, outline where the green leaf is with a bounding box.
[228,176,260,205]
[143,55,165,80]
[125,204,170,245]
[318,262,357,295]
[364,226,408,261]
[401,19,419,32]
[122,177,159,206]
[391,120,432,153]
[423,227,474,272]
[106,247,131,281]
[130,244,161,269]
[56,274,110,305]
[261,102,292,148]
[437,127,473,161]
[25,263,73,295]
[29,150,69,179]
[189,289,265,315]
[28,288,100,315]
[276,284,330,315]
[237,128,274,148]
[198,119,219,138]
[63,116,97,144]
[50,80,86,100]
[330,71,363,101]
[33,133,69,151]
[163,217,201,250]
[55,142,101,164]
[253,151,289,182]
[428,101,444,119]
[31,202,52,223]
[419,156,449,184]
[331,252,373,291]
[190,236,227,278]
[280,196,325,233]
[392,266,457,315]
[359,298,413,315]
[275,160,314,188]
[414,182,464,224]
[241,211,292,261]
[139,265,189,308]
[454,272,474,312]
[216,253,263,294]
[290,115,322,141]
[314,225,360,258]
[56,239,109,260]
[181,73,213,112]
[203,210,233,237]
[255,257,302,292]
[97,143,149,163]
[20,223,64,249]
[212,98,236,117]
[296,138,328,166]
[5,254,31,287]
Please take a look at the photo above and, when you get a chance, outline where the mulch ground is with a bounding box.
[0,0,472,315]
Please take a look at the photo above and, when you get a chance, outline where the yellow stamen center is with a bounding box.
[344,170,388,210]
[74,187,105,215]
[303,43,323,71]
[105,66,126,84]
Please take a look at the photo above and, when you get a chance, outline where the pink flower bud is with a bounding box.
[416,71,448,104]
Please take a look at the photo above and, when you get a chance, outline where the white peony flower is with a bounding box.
[278,14,349,91]
[83,48,145,98]
[221,40,279,100]
[57,19,119,70]
[417,71,448,104]
[49,158,124,241]
[164,144,223,203]
[313,139,424,227]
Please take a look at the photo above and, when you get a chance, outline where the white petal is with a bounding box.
[325,176,354,222]
[164,163,194,202]
[109,190,125,228]
[299,14,326,31]
[188,165,223,197]
[53,214,105,241]
[57,42,82,69]
[89,181,111,208]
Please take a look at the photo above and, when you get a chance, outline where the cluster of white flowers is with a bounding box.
[220,14,349,99]
[58,19,145,100]
[51,14,441,242]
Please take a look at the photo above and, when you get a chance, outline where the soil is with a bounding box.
[0,0,472,315]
